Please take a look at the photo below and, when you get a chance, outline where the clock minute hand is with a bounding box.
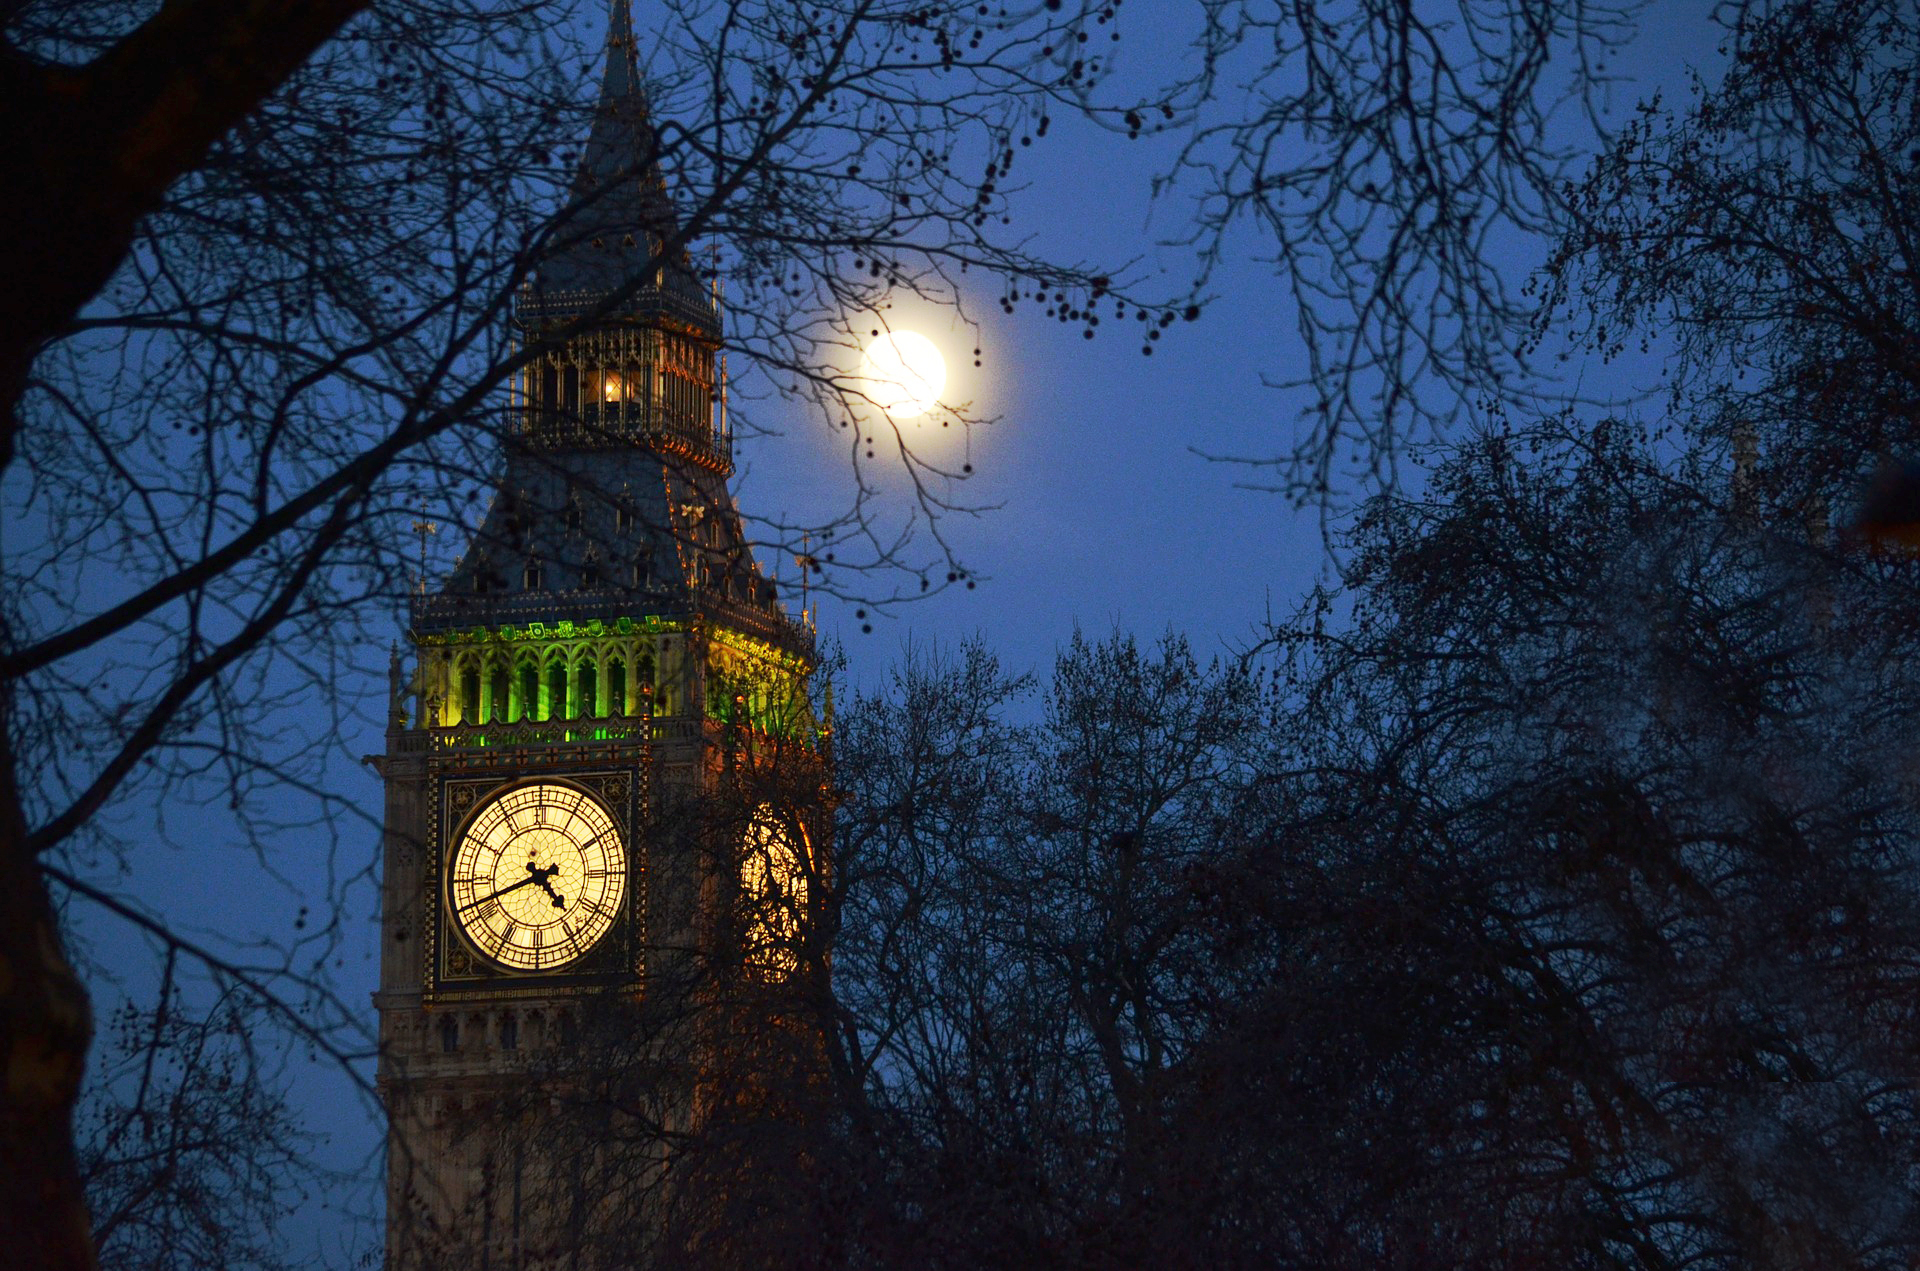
[459,867,545,911]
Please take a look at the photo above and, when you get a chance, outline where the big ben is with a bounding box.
[373,4,820,1264]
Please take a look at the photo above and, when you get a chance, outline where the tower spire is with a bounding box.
[520,0,714,331]
[576,0,655,206]
[601,0,639,106]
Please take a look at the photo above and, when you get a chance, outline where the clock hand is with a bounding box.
[531,862,567,909]
[459,861,555,911]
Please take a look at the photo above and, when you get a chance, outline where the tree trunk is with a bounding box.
[0,0,371,443]
[0,717,94,1269]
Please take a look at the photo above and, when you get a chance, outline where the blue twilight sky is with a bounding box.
[60,2,1729,1264]
[739,0,1721,688]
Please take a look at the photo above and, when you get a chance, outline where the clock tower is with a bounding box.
[374,6,819,1265]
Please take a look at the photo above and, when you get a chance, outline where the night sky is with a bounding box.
[747,2,1721,687]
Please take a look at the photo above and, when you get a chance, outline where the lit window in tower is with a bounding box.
[516,659,538,722]
[587,369,632,404]
[489,663,508,725]
[607,656,627,717]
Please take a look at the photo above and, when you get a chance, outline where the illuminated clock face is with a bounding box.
[449,782,626,972]
[741,805,807,977]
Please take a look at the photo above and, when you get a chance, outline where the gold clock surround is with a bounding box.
[447,780,628,972]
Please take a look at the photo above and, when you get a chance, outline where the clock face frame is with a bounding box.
[447,781,627,973]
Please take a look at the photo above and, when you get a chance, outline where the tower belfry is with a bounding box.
[374,5,817,1264]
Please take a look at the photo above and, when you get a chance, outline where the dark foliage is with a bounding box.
[1542,0,1920,516]
[807,418,1920,1268]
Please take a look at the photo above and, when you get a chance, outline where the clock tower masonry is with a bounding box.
[373,6,819,1264]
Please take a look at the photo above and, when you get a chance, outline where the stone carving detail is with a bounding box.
[593,773,631,812]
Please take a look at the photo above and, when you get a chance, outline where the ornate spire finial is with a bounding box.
[410,510,438,596]
[387,643,408,733]
[597,0,640,111]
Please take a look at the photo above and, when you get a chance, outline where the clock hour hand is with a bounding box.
[532,863,566,909]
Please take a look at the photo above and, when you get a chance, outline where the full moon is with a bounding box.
[858,330,947,417]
